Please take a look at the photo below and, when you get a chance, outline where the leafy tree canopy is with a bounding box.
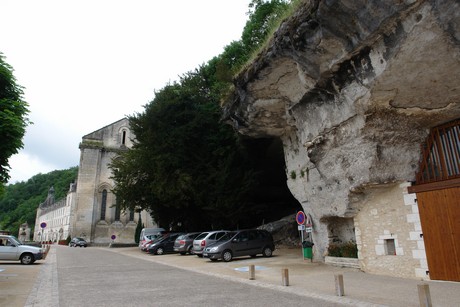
[0,167,78,236]
[0,53,31,192]
[111,67,259,230]
[110,0,296,231]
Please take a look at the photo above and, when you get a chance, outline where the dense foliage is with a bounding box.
[0,53,31,193]
[0,167,78,236]
[111,68,260,231]
[111,0,294,231]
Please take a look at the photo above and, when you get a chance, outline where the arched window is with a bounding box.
[121,130,127,145]
[101,190,107,220]
[115,198,121,221]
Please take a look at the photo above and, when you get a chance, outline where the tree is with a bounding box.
[111,67,260,231]
[243,0,291,52]
[110,0,297,231]
[0,53,30,192]
[0,167,78,236]
[134,217,143,244]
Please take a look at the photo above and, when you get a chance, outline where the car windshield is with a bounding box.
[153,235,168,242]
[9,236,22,245]
[150,234,164,241]
[218,232,236,241]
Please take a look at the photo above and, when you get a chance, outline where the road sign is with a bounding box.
[305,227,313,233]
[296,211,306,225]
[298,225,305,231]
[40,222,47,229]
[111,235,116,240]
[305,213,313,227]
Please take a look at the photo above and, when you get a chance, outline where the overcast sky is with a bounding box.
[1,0,250,184]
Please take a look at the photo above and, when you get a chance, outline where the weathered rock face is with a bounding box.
[224,0,460,257]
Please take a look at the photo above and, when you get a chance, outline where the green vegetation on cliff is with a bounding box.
[0,167,78,236]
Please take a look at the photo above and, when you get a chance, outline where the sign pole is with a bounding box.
[296,211,306,259]
[40,222,47,246]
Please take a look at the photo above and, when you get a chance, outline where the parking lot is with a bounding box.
[2,245,460,306]
[0,262,42,306]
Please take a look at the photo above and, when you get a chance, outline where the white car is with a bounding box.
[0,235,44,265]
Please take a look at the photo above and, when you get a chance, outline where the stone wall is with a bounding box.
[354,182,427,279]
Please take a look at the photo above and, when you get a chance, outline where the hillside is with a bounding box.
[0,167,78,236]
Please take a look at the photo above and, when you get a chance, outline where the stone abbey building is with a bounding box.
[34,118,155,244]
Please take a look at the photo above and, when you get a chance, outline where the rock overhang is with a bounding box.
[223,0,460,217]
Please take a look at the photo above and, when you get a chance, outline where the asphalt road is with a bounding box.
[56,246,340,307]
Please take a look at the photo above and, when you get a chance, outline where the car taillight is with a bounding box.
[201,240,206,247]
[179,240,185,245]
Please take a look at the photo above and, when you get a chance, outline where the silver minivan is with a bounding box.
[192,230,229,257]
[202,229,275,262]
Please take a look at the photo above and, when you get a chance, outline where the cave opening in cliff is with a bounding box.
[242,137,303,226]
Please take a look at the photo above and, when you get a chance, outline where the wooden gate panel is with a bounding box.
[417,187,460,281]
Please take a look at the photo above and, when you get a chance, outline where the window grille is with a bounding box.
[416,119,460,184]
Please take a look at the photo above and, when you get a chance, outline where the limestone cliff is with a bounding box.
[224,0,460,256]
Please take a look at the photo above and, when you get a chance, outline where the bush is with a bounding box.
[327,241,358,258]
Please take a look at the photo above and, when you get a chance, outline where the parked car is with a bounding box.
[203,229,275,262]
[0,235,44,265]
[148,233,183,255]
[192,230,229,257]
[139,228,166,250]
[173,232,201,255]
[140,234,165,252]
[69,237,87,247]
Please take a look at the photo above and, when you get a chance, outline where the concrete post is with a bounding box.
[249,265,255,280]
[281,268,289,286]
[418,283,432,307]
[335,274,345,296]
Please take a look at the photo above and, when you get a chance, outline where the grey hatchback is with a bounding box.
[203,229,275,262]
[192,230,229,257]
[173,232,201,255]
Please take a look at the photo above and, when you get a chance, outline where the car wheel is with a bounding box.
[210,258,218,262]
[250,254,257,258]
[196,254,203,258]
[187,246,193,255]
[156,247,164,255]
[262,246,273,257]
[222,250,233,262]
[20,253,34,265]
[180,252,186,255]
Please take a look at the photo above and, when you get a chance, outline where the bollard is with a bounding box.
[281,268,289,286]
[249,265,255,280]
[418,283,432,307]
[335,274,345,296]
